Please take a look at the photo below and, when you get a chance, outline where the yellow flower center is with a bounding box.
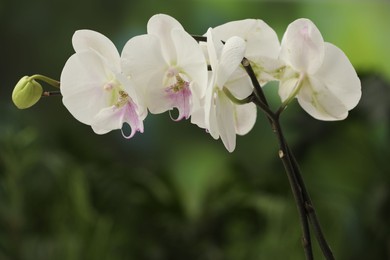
[103,80,130,108]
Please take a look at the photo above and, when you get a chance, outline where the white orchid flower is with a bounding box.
[121,14,208,121]
[212,19,281,84]
[278,18,361,120]
[192,28,256,153]
[61,30,147,138]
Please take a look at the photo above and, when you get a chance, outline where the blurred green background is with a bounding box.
[1,0,389,259]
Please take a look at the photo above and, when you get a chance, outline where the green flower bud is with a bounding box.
[12,76,43,109]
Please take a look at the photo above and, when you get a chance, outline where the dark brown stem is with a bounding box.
[42,91,62,97]
[241,58,269,108]
[272,119,314,260]
[192,35,207,42]
[243,59,334,260]
[286,145,335,260]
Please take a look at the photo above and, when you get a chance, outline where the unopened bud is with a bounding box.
[12,76,43,109]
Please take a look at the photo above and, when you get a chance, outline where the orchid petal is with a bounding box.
[171,28,208,98]
[278,76,300,102]
[116,73,148,120]
[216,36,246,88]
[234,102,257,136]
[206,28,220,72]
[280,18,324,74]
[208,103,219,141]
[91,101,144,138]
[147,14,184,62]
[91,106,122,134]
[190,89,207,129]
[213,19,280,60]
[216,91,236,152]
[165,81,192,121]
[203,83,219,140]
[224,67,252,99]
[250,56,285,84]
[121,101,145,138]
[297,77,348,121]
[61,51,111,124]
[121,34,167,97]
[144,73,173,114]
[314,43,361,110]
[245,20,280,59]
[72,30,120,71]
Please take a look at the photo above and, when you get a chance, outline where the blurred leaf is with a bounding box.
[168,143,230,221]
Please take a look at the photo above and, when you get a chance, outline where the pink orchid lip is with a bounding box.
[165,78,192,121]
[105,87,144,139]
[120,100,144,139]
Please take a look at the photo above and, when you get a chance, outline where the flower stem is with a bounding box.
[286,144,335,259]
[30,74,60,89]
[192,35,207,42]
[273,119,314,260]
[42,91,62,97]
[243,59,334,260]
[222,87,252,105]
[241,58,269,108]
[276,73,305,118]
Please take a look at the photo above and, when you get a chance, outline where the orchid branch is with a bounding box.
[272,118,314,260]
[192,35,207,42]
[287,144,335,259]
[241,58,269,108]
[42,91,62,97]
[243,60,335,260]
[222,87,253,105]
